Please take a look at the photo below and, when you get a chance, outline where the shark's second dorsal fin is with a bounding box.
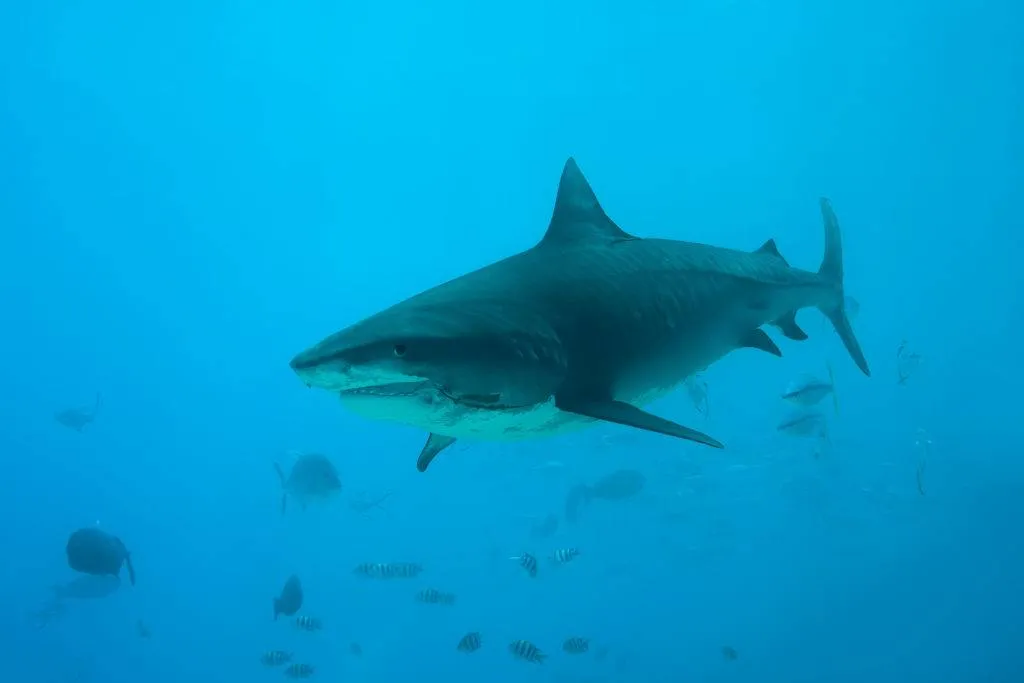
[539,158,636,248]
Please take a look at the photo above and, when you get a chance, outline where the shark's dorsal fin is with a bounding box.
[539,158,636,248]
[755,238,789,265]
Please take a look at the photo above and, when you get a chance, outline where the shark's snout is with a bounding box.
[289,349,326,372]
[289,347,349,389]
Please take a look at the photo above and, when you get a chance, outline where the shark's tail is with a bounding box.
[816,199,870,377]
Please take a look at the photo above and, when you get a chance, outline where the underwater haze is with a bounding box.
[1,0,1022,681]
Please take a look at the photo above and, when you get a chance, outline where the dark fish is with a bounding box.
[261,650,293,667]
[353,562,423,579]
[721,645,738,661]
[295,615,322,631]
[566,469,646,522]
[284,663,315,679]
[563,637,590,654]
[274,452,342,514]
[415,588,456,605]
[54,393,101,432]
[509,639,546,663]
[274,574,303,620]
[348,642,362,657]
[136,619,151,638]
[510,552,538,578]
[65,527,135,585]
[51,574,121,600]
[457,632,482,653]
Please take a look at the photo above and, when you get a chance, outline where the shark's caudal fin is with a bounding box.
[817,199,870,377]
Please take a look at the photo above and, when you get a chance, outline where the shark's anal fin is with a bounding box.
[556,397,723,449]
[417,433,457,472]
[773,312,808,341]
[740,328,782,356]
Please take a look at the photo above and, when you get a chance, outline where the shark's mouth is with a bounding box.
[340,381,528,411]
[340,381,431,398]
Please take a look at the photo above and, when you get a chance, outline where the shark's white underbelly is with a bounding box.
[338,344,707,443]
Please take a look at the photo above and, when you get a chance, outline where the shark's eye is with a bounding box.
[393,344,408,358]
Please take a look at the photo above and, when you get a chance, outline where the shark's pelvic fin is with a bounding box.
[772,312,808,341]
[817,199,870,376]
[555,396,723,449]
[417,433,457,472]
[539,158,637,248]
[740,328,782,356]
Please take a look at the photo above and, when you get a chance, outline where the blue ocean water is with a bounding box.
[1,0,1021,681]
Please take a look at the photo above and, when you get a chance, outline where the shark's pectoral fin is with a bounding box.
[417,433,457,472]
[556,396,724,449]
[739,328,782,356]
[773,312,808,341]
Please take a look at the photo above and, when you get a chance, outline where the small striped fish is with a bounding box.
[457,631,482,653]
[284,663,315,679]
[510,552,538,578]
[353,562,423,579]
[550,547,580,565]
[416,588,456,605]
[260,650,292,666]
[563,637,590,654]
[294,615,322,631]
[509,639,546,663]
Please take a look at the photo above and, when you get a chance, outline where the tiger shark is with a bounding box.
[290,158,870,472]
